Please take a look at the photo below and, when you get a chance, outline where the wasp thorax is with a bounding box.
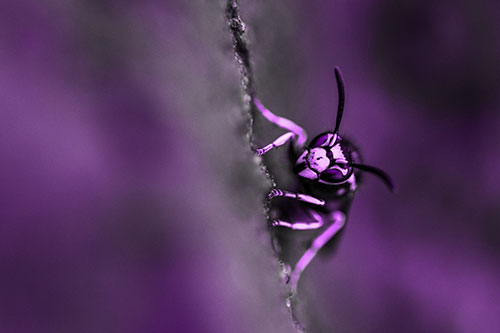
[306,148,330,173]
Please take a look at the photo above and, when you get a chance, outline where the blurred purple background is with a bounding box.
[1,0,499,332]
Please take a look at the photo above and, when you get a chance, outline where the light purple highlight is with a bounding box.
[268,189,325,206]
[253,98,307,148]
[272,210,324,230]
[256,131,294,156]
[289,211,346,292]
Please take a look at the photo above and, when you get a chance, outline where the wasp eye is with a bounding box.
[309,132,337,148]
[319,169,345,183]
[310,134,329,147]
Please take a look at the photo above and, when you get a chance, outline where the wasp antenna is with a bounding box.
[350,163,396,193]
[333,66,345,134]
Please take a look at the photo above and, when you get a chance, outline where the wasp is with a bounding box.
[253,67,394,293]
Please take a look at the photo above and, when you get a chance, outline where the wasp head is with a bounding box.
[293,132,355,185]
[292,67,395,192]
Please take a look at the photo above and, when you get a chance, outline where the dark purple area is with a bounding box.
[1,0,499,332]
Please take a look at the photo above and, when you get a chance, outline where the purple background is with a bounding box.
[1,0,499,332]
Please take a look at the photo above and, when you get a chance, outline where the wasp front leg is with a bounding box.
[253,98,307,149]
[289,211,346,293]
[271,208,324,230]
[255,132,295,156]
[268,189,325,206]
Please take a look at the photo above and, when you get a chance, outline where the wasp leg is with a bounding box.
[268,189,325,206]
[289,211,346,293]
[253,98,307,148]
[271,208,324,230]
[256,132,295,156]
